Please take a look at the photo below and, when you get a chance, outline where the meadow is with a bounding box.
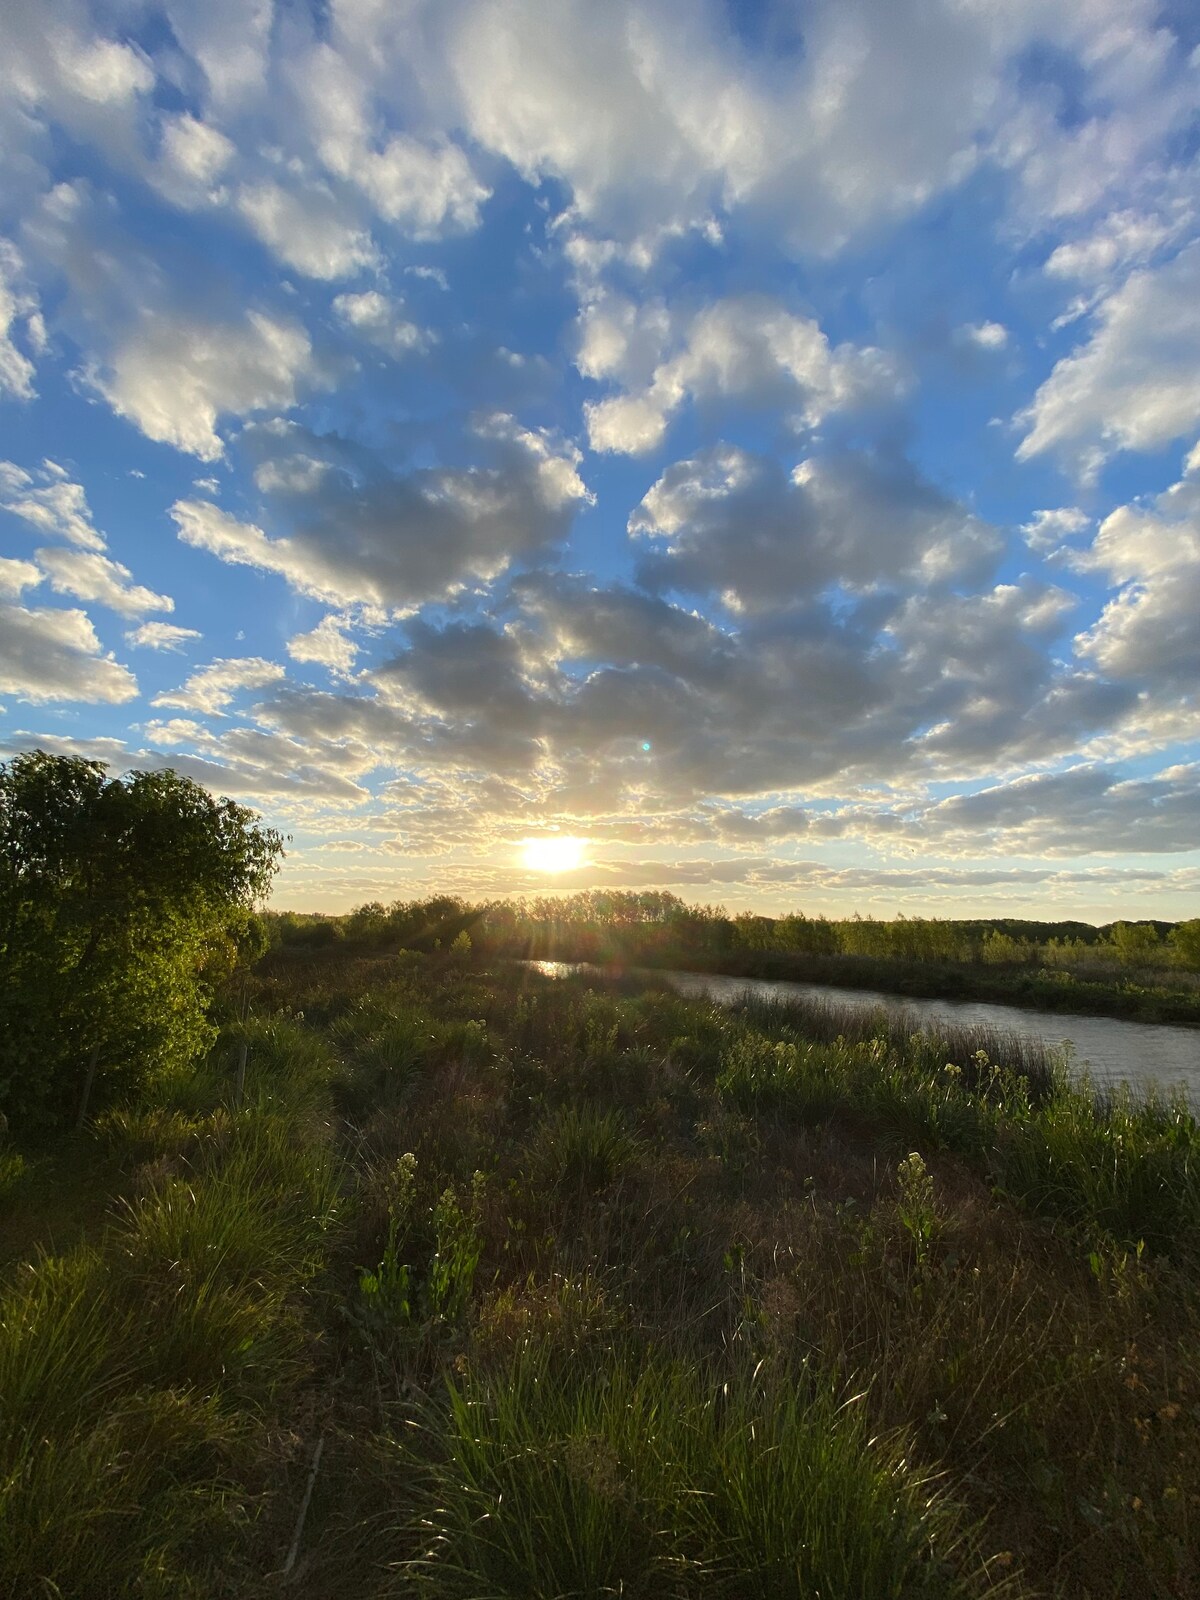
[2,949,1198,1597]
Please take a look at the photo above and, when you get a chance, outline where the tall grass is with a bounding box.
[4,950,1199,1598]
[0,1018,345,1595]
[400,1343,1000,1599]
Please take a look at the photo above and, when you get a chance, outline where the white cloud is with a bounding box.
[359,136,490,237]
[288,614,358,675]
[1044,207,1188,286]
[153,656,286,715]
[0,558,42,597]
[22,180,320,461]
[125,621,202,651]
[164,0,273,109]
[1018,243,1200,476]
[332,290,428,356]
[0,239,41,399]
[0,460,106,550]
[1075,473,1200,695]
[36,547,173,618]
[1020,506,1091,553]
[237,179,379,280]
[91,309,315,462]
[154,113,236,205]
[959,320,1008,349]
[302,42,489,237]
[0,603,137,703]
[49,27,154,106]
[585,296,897,455]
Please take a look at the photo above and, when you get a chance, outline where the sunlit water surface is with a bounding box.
[526,961,1200,1105]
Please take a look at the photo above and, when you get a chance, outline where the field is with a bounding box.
[2,950,1198,1598]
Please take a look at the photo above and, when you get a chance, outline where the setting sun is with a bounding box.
[520,836,587,874]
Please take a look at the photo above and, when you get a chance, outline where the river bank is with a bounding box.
[528,960,1200,1103]
[505,941,1200,1027]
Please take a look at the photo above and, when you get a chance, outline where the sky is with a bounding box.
[1,0,1199,920]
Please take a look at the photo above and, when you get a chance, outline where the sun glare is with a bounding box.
[520,836,587,873]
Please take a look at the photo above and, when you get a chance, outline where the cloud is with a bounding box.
[1017,243,1200,477]
[152,656,286,715]
[301,42,490,236]
[174,415,589,608]
[91,308,315,462]
[164,0,273,109]
[0,558,42,598]
[296,562,1117,808]
[236,179,379,280]
[443,0,998,257]
[152,112,236,207]
[584,296,897,455]
[24,180,319,461]
[1075,471,1200,697]
[1044,208,1189,288]
[332,290,429,356]
[125,621,202,651]
[4,720,371,810]
[0,239,41,399]
[0,459,105,550]
[958,321,1007,349]
[287,614,359,675]
[916,763,1200,857]
[35,547,173,617]
[629,444,1001,609]
[1020,506,1091,554]
[0,4,155,175]
[0,602,137,702]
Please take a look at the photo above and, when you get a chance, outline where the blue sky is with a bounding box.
[2,0,1199,919]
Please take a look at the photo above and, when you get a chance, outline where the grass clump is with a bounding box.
[523,1101,644,1201]
[400,1344,997,1599]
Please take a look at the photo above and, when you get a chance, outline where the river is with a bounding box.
[526,961,1200,1104]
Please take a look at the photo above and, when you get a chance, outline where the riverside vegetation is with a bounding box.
[271,893,1200,1028]
[2,946,1199,1597]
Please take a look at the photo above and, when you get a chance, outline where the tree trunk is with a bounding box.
[76,1041,101,1131]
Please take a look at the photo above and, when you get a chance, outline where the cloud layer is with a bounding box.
[1,0,1199,915]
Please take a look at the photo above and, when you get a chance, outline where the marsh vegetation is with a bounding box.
[2,947,1198,1597]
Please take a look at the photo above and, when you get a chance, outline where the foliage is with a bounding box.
[0,750,282,1126]
[1171,918,1200,970]
[401,1347,984,1599]
[3,950,1199,1598]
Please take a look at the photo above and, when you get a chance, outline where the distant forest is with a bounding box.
[267,890,1200,973]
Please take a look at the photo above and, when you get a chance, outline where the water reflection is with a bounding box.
[527,961,1200,1104]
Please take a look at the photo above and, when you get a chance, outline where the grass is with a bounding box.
[1,950,1198,1597]
[399,1345,996,1599]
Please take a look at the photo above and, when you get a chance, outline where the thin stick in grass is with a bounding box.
[282,1433,324,1579]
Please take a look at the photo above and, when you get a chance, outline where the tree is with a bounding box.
[0,751,283,1127]
[1105,920,1161,967]
[1170,919,1200,971]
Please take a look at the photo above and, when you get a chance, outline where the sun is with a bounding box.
[520,836,587,873]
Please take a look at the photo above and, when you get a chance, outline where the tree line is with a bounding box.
[268,889,1200,973]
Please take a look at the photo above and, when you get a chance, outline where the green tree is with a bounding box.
[1105,920,1161,967]
[0,751,283,1127]
[1170,919,1200,971]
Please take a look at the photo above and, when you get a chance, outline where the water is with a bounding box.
[526,961,1200,1104]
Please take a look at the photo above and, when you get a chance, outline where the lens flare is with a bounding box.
[520,836,587,873]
